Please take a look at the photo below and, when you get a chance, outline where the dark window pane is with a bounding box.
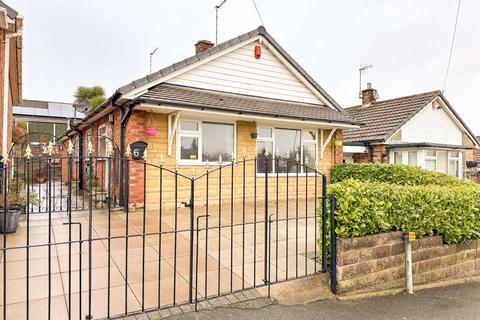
[275,128,300,173]
[28,122,55,142]
[55,123,68,137]
[202,123,234,162]
[256,141,273,173]
[180,136,199,160]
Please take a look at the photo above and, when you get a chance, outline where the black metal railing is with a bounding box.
[0,154,331,319]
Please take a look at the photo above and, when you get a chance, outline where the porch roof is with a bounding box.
[137,84,361,126]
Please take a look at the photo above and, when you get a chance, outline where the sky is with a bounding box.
[10,0,480,132]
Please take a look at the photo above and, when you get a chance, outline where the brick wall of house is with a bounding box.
[61,109,341,209]
[462,132,478,181]
[352,144,388,163]
[139,113,338,210]
[336,232,480,295]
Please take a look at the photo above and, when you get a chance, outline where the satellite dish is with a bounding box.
[73,98,91,113]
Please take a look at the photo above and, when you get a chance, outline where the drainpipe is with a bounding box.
[113,102,133,207]
[2,29,22,158]
[363,141,374,163]
[72,127,84,190]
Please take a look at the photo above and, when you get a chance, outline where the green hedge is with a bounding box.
[328,179,480,243]
[332,163,472,186]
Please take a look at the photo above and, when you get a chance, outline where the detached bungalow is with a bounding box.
[60,26,359,206]
[343,84,479,179]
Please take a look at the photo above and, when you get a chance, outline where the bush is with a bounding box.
[332,163,472,186]
[328,179,480,243]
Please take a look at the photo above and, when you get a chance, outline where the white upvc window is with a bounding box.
[256,126,318,174]
[448,151,461,177]
[391,148,462,178]
[425,150,437,171]
[177,120,235,164]
[392,150,418,166]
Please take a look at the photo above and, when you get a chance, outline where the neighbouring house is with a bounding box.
[343,83,479,179]
[11,99,83,155]
[0,0,22,158]
[59,26,360,207]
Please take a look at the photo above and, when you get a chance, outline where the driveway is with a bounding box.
[166,281,480,320]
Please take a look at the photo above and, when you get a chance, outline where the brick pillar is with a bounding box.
[334,130,343,164]
[125,110,148,207]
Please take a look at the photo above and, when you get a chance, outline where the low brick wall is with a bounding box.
[336,232,480,295]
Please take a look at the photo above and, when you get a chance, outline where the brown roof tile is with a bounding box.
[140,84,359,125]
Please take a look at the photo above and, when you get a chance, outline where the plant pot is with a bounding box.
[0,207,22,234]
[145,128,157,137]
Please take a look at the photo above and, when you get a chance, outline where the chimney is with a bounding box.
[195,40,214,54]
[361,82,378,105]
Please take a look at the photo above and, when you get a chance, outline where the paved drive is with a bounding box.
[168,281,480,320]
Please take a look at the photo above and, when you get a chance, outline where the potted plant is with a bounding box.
[145,112,157,137]
[0,178,39,234]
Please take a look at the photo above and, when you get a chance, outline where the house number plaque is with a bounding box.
[131,141,148,160]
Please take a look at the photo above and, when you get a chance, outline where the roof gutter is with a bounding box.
[135,98,362,128]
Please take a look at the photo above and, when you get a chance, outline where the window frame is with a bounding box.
[176,119,236,165]
[447,150,461,178]
[97,124,108,158]
[256,126,318,176]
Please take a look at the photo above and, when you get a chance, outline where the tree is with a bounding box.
[74,85,107,110]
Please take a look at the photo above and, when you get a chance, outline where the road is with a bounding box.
[168,281,480,320]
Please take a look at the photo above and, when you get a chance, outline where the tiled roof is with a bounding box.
[139,84,359,125]
[344,91,440,143]
[118,26,344,112]
[0,1,18,19]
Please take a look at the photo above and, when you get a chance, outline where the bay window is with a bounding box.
[256,127,317,174]
[177,120,234,163]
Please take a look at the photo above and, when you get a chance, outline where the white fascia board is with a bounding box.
[258,36,336,110]
[343,145,369,153]
[436,97,479,148]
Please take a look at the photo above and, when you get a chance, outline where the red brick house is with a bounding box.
[343,84,479,179]
[0,1,22,158]
[59,26,360,207]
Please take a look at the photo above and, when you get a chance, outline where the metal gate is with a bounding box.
[0,152,329,319]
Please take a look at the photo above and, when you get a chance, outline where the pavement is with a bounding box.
[163,281,480,320]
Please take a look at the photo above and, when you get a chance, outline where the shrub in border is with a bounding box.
[332,163,472,187]
[326,179,480,244]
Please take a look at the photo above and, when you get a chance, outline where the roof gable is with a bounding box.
[344,91,480,147]
[344,91,439,143]
[165,40,323,105]
[119,26,343,111]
